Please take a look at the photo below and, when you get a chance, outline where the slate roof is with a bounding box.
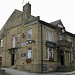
[39,20,75,37]
[50,19,63,26]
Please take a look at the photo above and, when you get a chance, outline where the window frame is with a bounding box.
[46,30,54,42]
[67,35,71,42]
[27,29,32,40]
[27,48,32,59]
[12,35,16,48]
[46,48,54,60]
[59,33,63,40]
[67,52,70,62]
[0,39,3,47]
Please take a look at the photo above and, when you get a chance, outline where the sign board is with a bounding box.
[21,40,35,47]
[46,41,56,48]
[21,42,27,47]
[43,64,47,70]
[21,53,26,57]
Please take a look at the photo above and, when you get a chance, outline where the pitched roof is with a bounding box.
[39,20,75,37]
[39,20,56,29]
[50,19,63,27]
[66,31,75,37]
[1,9,22,31]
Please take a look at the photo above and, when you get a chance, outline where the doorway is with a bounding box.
[60,51,64,65]
[11,54,15,66]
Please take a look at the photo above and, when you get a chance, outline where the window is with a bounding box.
[59,34,63,40]
[27,29,32,40]
[46,48,54,60]
[1,39,3,47]
[27,48,32,59]
[67,52,70,62]
[46,30,54,41]
[67,35,71,42]
[12,36,16,48]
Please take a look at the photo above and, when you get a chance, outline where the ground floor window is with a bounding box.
[27,48,32,59]
[67,52,70,62]
[46,48,54,60]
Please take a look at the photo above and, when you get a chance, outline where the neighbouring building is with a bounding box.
[0,2,75,73]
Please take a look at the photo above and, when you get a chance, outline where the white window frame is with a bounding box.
[46,30,54,42]
[27,29,32,40]
[46,48,54,60]
[1,39,3,47]
[27,48,32,59]
[12,36,16,48]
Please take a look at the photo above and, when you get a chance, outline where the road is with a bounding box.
[2,68,75,75]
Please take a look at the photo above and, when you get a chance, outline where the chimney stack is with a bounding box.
[23,2,31,20]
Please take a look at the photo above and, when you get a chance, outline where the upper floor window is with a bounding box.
[27,29,32,40]
[12,36,16,48]
[67,35,71,42]
[27,48,32,59]
[59,34,63,40]
[46,30,54,42]
[0,39,3,47]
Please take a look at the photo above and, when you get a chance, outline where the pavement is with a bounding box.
[1,68,75,75]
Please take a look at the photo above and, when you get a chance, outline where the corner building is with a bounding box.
[0,2,75,73]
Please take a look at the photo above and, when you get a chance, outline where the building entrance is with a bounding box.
[11,54,15,66]
[60,51,64,65]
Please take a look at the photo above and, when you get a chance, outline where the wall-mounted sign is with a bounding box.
[43,64,47,70]
[21,53,26,57]
[46,41,56,48]
[22,33,25,38]
[21,40,35,47]
[21,42,27,47]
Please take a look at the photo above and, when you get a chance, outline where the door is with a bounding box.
[60,51,64,65]
[11,54,15,66]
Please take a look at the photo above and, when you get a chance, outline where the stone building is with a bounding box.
[0,2,75,73]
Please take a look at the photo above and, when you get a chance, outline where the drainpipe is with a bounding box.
[5,30,7,66]
[41,24,43,73]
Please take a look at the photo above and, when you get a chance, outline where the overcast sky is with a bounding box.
[0,0,75,34]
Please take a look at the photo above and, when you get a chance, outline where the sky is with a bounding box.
[0,0,75,34]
